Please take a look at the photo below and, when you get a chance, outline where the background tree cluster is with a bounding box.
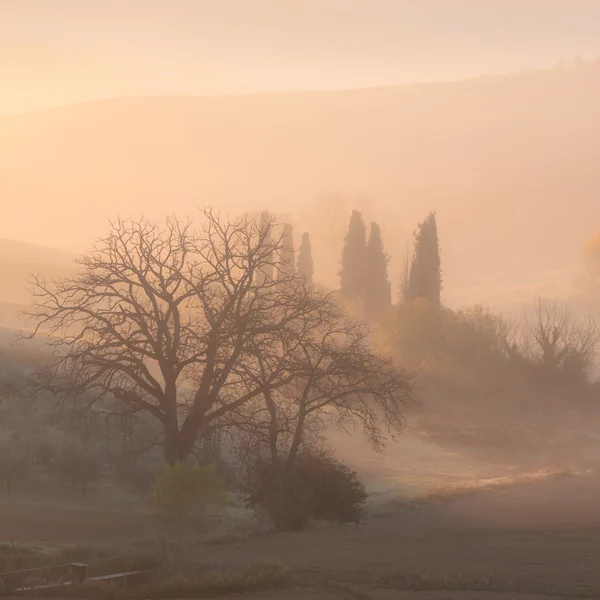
[258,210,314,285]
[339,210,392,323]
[402,212,442,305]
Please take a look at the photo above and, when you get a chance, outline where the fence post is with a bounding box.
[71,563,87,584]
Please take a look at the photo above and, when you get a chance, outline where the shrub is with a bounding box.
[243,452,367,531]
[150,462,226,527]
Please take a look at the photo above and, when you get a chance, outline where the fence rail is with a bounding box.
[0,552,160,593]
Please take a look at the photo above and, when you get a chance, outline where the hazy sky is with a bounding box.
[3,0,600,115]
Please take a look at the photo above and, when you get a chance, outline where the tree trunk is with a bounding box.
[164,435,181,466]
[164,410,184,465]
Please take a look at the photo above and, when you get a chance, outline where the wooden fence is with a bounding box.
[0,551,161,593]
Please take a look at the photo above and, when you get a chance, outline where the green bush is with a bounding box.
[244,452,367,531]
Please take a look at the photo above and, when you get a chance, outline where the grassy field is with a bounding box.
[2,471,600,598]
[1,429,600,599]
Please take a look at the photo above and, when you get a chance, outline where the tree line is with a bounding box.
[3,200,600,532]
[338,209,441,321]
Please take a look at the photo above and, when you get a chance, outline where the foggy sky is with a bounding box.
[3,0,600,115]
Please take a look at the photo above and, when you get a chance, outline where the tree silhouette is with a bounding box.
[297,232,314,286]
[339,210,367,302]
[259,210,275,283]
[278,223,296,277]
[26,211,324,464]
[364,222,391,323]
[405,212,442,305]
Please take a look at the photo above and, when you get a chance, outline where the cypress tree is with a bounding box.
[297,232,314,286]
[364,222,391,323]
[405,212,442,304]
[339,210,367,301]
[278,223,296,277]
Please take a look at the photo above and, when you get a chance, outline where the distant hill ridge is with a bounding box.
[2,60,600,297]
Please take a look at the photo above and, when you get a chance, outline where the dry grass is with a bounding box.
[377,572,600,598]
[18,561,290,599]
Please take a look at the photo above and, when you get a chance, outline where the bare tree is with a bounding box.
[25,209,324,464]
[226,291,413,475]
[510,297,600,382]
[220,291,412,530]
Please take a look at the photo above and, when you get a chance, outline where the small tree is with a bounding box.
[151,462,226,530]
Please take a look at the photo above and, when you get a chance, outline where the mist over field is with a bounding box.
[3,2,600,598]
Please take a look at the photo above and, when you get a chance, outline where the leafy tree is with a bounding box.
[449,305,511,368]
[379,297,446,369]
[339,210,367,302]
[405,212,442,305]
[151,462,226,528]
[364,222,391,323]
[379,299,514,376]
[297,232,314,286]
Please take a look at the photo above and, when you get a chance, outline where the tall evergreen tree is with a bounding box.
[405,212,442,304]
[399,245,411,303]
[364,222,391,323]
[339,210,367,301]
[278,223,296,277]
[297,232,314,286]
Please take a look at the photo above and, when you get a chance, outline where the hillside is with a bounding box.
[0,240,76,327]
[2,62,600,300]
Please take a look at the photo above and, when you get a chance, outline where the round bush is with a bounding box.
[243,452,367,531]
